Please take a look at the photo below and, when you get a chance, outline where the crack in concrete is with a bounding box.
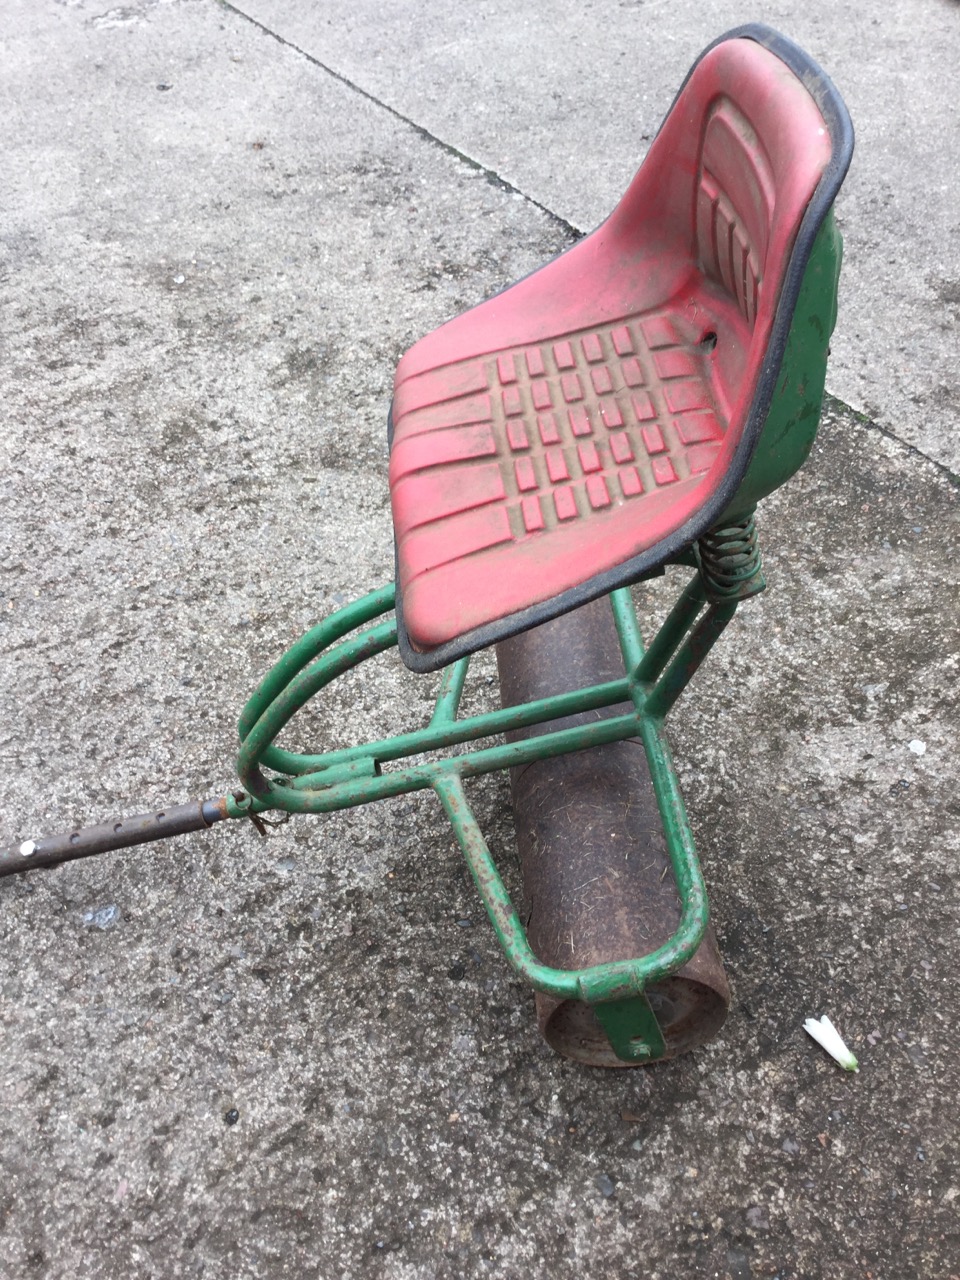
[823,395,960,490]
[219,0,580,237]
[220,3,957,489]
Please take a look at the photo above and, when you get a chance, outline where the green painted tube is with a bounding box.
[495,596,730,1067]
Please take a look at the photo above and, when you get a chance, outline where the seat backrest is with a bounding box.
[697,93,780,328]
[601,30,849,491]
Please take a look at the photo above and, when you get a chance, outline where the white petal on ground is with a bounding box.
[803,1014,859,1072]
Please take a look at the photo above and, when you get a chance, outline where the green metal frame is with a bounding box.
[227,555,759,1064]
[223,214,844,1064]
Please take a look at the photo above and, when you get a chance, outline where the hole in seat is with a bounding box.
[699,330,718,351]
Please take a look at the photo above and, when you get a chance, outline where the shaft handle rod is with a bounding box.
[0,798,230,879]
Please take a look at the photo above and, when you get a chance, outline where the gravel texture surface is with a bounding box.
[2,3,958,1277]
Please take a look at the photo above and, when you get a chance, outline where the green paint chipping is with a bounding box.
[722,211,844,521]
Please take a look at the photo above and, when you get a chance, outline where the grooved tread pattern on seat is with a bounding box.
[697,98,775,325]
[390,308,725,647]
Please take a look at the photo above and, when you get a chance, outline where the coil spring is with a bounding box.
[696,515,765,600]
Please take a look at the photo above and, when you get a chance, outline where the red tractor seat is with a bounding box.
[389,26,853,672]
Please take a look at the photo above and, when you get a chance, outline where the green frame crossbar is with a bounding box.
[228,562,753,1063]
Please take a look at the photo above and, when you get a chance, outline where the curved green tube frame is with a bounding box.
[228,575,744,1063]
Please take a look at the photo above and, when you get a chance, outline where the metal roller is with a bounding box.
[496,595,730,1067]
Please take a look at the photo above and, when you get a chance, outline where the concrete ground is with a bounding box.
[1,1,958,1277]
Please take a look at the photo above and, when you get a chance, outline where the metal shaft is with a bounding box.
[495,596,730,1067]
[0,798,230,878]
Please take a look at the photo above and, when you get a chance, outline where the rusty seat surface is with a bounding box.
[389,26,853,671]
